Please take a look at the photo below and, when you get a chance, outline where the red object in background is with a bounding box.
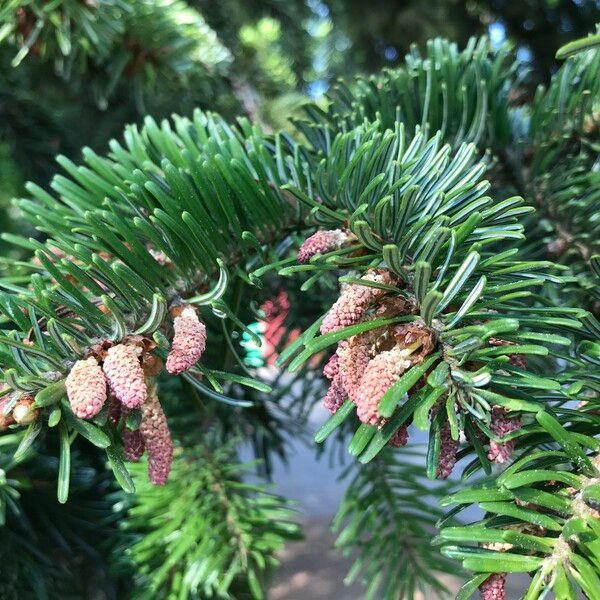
[259,291,300,366]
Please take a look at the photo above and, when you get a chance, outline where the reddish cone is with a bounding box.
[437,420,459,478]
[66,357,107,419]
[479,573,506,600]
[123,428,145,462]
[102,344,147,409]
[323,353,339,380]
[166,306,206,375]
[139,385,173,485]
[488,406,520,464]
[389,424,409,447]
[323,374,346,413]
[297,229,350,263]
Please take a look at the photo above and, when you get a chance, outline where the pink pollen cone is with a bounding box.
[355,346,411,425]
[102,344,147,409]
[66,357,107,419]
[166,306,207,375]
[320,270,395,334]
[297,229,350,264]
[139,385,173,485]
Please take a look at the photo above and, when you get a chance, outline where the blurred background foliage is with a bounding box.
[2,0,599,190]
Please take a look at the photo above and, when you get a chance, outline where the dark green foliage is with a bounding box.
[0,0,231,87]
[0,0,127,67]
[439,446,600,599]
[523,45,600,311]
[295,37,517,152]
[0,109,310,502]
[0,432,118,599]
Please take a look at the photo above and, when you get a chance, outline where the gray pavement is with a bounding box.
[267,404,529,599]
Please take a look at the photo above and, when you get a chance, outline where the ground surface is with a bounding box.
[268,405,528,599]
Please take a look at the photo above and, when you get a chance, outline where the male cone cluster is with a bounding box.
[318,268,433,450]
[63,304,206,485]
[317,267,520,477]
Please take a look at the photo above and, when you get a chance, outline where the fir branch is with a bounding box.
[0,0,232,108]
[114,443,301,599]
[294,36,517,154]
[522,45,600,310]
[332,447,461,599]
[0,30,599,598]
[440,448,600,600]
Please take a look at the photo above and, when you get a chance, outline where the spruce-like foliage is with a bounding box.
[332,447,460,599]
[0,433,117,598]
[113,442,301,599]
[0,18,599,599]
[0,0,231,87]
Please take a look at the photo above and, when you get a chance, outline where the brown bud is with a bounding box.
[0,396,15,430]
[12,395,38,425]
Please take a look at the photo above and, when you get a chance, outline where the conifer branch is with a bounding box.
[0,28,599,598]
[332,447,461,599]
[114,442,301,598]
